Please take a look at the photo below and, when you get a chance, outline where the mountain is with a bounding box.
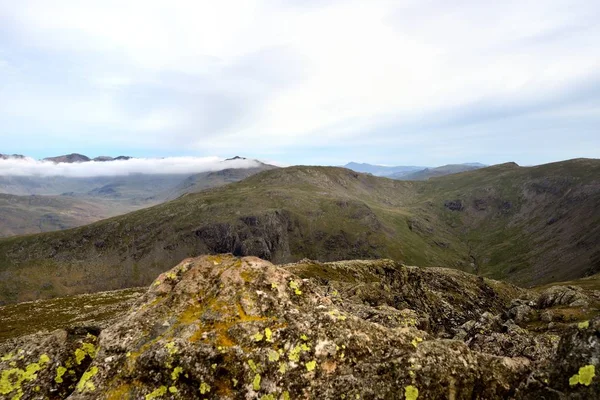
[0,154,25,160]
[0,159,278,239]
[343,162,425,177]
[157,162,278,202]
[393,163,486,180]
[43,153,91,163]
[1,255,598,399]
[92,156,132,162]
[0,194,141,238]
[41,153,132,163]
[0,158,598,304]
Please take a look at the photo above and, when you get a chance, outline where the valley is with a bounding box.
[0,158,598,304]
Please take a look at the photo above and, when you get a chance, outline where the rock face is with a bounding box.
[1,255,599,399]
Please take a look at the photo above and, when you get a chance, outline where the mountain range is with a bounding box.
[0,156,276,237]
[343,161,487,179]
[0,158,598,305]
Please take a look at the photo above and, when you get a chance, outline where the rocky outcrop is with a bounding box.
[1,255,598,399]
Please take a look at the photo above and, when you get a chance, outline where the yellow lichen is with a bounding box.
[165,342,178,356]
[169,386,178,393]
[578,321,589,329]
[300,334,309,341]
[1,353,13,361]
[75,342,97,365]
[261,394,275,400]
[411,337,423,348]
[282,391,290,400]
[0,354,51,398]
[171,366,183,381]
[289,281,302,295]
[305,360,317,372]
[145,386,167,399]
[268,350,280,362]
[200,382,211,394]
[55,366,67,383]
[253,374,261,391]
[253,332,264,342]
[248,360,258,373]
[405,385,419,400]
[265,327,273,342]
[569,365,595,386]
[76,366,98,393]
[279,362,287,374]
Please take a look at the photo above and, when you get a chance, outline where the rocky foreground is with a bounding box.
[1,255,598,399]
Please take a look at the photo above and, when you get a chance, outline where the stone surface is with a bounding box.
[1,255,598,399]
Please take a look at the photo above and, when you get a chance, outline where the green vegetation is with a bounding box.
[0,158,598,304]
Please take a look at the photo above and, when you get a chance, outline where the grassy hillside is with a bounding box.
[0,163,277,238]
[0,194,141,237]
[0,159,598,304]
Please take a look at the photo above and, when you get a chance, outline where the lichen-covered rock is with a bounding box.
[537,286,591,308]
[1,255,598,399]
[0,327,99,400]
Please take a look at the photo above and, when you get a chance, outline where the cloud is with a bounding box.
[0,0,598,165]
[0,157,263,178]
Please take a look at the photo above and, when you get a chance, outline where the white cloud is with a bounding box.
[0,157,262,177]
[0,0,598,164]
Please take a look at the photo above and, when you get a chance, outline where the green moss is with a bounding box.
[282,391,290,400]
[76,366,98,393]
[405,385,419,400]
[261,394,275,400]
[569,365,595,386]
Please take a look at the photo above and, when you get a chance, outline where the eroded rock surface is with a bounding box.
[1,255,598,399]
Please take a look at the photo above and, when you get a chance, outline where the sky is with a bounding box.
[0,0,599,167]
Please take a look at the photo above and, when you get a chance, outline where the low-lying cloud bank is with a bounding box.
[0,156,263,177]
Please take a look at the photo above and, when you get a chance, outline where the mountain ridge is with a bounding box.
[0,158,598,304]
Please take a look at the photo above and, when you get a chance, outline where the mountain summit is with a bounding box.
[0,254,597,399]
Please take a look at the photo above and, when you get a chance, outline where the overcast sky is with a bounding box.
[0,0,598,166]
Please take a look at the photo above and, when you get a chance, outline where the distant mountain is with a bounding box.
[158,161,277,201]
[92,156,132,162]
[42,153,133,163]
[344,162,425,177]
[43,153,91,163]
[0,154,26,160]
[1,158,598,304]
[393,163,486,180]
[0,158,278,238]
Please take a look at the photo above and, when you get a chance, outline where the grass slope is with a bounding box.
[0,159,598,304]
